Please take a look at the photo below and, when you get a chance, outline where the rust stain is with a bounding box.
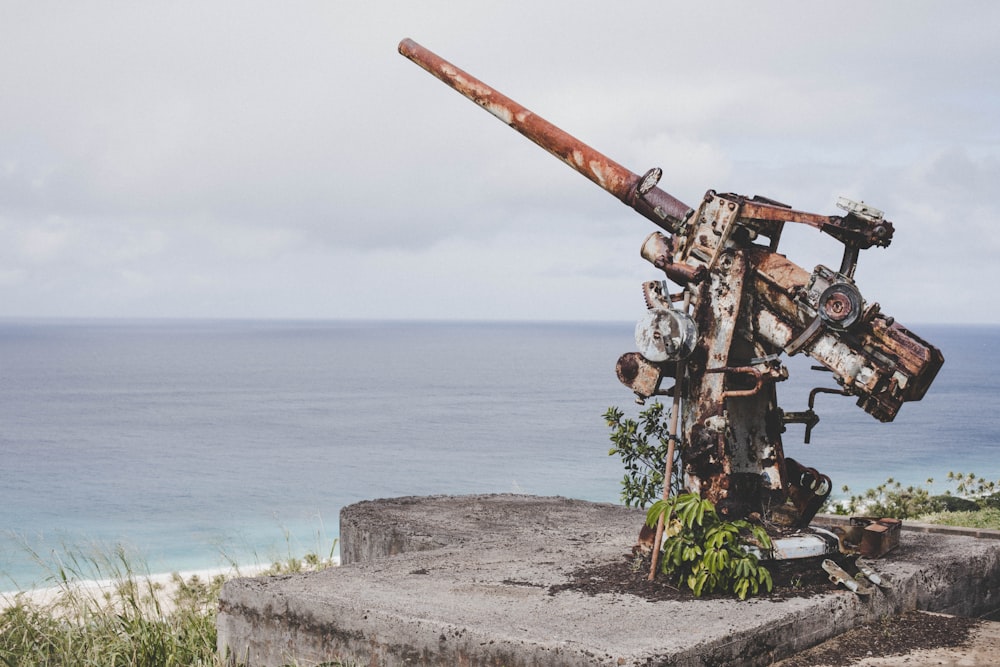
[397,38,690,232]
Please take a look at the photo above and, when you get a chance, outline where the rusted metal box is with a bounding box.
[851,517,902,558]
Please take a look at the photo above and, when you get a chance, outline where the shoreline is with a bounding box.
[0,560,338,613]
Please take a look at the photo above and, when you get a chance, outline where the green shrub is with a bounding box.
[646,493,773,600]
[604,402,680,508]
[928,495,980,513]
[979,492,1000,510]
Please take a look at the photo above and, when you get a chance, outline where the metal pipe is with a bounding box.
[648,290,691,581]
[704,366,765,399]
[398,38,692,232]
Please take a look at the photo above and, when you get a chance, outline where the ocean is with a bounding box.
[0,319,995,590]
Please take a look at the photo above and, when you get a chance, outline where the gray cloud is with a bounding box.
[1,1,998,322]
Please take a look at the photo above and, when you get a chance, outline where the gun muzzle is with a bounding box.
[398,38,692,233]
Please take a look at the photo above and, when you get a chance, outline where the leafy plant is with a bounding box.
[646,493,773,600]
[604,403,681,508]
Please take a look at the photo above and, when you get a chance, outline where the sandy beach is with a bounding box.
[0,561,332,615]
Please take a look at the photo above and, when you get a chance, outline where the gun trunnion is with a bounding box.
[399,38,943,540]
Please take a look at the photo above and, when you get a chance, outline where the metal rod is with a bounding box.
[704,366,764,399]
[648,290,691,581]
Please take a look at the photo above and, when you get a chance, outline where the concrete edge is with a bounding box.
[217,497,1000,666]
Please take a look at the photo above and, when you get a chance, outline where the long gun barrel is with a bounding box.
[398,38,692,233]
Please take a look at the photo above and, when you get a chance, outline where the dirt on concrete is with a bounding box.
[550,552,986,665]
[549,552,843,602]
[772,611,982,666]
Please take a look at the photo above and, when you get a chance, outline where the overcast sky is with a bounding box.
[2,2,998,324]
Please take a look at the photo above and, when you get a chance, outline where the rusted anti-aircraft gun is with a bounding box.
[399,39,944,553]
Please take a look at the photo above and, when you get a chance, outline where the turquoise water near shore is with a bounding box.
[0,320,994,589]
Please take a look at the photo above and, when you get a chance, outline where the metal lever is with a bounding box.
[782,409,820,443]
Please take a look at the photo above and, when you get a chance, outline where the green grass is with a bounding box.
[1,546,222,666]
[0,543,340,667]
[917,507,1000,530]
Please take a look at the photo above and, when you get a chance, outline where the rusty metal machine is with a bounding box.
[399,39,944,551]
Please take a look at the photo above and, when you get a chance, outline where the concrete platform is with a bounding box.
[217,495,1000,666]
[771,611,1000,666]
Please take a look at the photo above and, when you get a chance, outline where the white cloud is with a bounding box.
[0,1,997,322]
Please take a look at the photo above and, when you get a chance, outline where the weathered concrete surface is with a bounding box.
[217,495,1000,667]
[771,611,1000,666]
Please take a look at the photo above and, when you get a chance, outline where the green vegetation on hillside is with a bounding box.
[0,544,338,667]
[830,471,1000,529]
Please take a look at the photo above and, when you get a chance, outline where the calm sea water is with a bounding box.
[0,320,995,589]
